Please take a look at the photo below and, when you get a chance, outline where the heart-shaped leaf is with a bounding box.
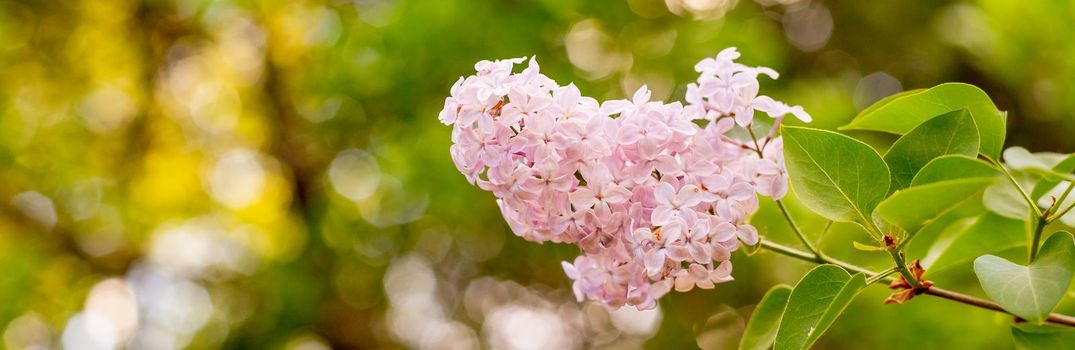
[841,83,1006,160]
[782,126,889,226]
[973,231,1075,323]
[883,109,979,192]
[739,284,793,350]
[1011,323,1075,350]
[876,178,995,234]
[774,265,867,350]
[911,154,998,186]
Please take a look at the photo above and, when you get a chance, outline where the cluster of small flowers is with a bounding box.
[439,48,810,310]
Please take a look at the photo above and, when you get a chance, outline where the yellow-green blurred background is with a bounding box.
[2,0,1074,349]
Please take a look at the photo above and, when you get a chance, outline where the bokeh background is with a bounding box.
[2,0,1074,349]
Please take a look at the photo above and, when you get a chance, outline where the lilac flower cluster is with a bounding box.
[439,48,810,310]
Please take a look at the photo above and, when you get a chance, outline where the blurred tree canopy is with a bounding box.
[1,0,1073,349]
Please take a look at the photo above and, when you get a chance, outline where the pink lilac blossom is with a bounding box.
[438,47,811,310]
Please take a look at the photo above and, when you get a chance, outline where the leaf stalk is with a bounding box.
[775,200,821,257]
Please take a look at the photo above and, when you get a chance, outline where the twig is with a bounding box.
[759,239,1075,327]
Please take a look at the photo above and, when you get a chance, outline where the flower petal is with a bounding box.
[654,182,676,205]
[569,187,598,209]
[712,222,737,241]
[644,249,666,276]
[737,224,759,245]
[603,185,633,204]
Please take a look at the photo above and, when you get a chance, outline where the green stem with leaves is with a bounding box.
[762,178,1071,325]
[747,124,822,258]
[1048,182,1075,223]
[1051,203,1075,223]
[995,160,1044,218]
[1052,182,1075,215]
[888,249,921,288]
[1029,216,1048,262]
[758,239,1075,327]
[858,217,922,289]
[866,266,899,285]
[991,159,1053,263]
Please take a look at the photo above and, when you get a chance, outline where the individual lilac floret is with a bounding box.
[439,48,810,310]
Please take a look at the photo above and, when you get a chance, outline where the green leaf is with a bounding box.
[1012,323,1075,350]
[782,126,890,226]
[983,171,1039,219]
[906,198,988,261]
[911,154,998,186]
[876,178,996,234]
[1038,182,1075,227]
[883,109,980,192]
[1029,154,1075,226]
[1004,147,1075,182]
[855,88,926,118]
[841,83,1007,160]
[1030,154,1075,201]
[852,241,885,251]
[1004,147,1071,171]
[774,265,867,350]
[973,231,1075,323]
[739,285,793,350]
[924,213,1024,274]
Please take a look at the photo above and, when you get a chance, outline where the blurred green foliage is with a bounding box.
[1,0,1073,349]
